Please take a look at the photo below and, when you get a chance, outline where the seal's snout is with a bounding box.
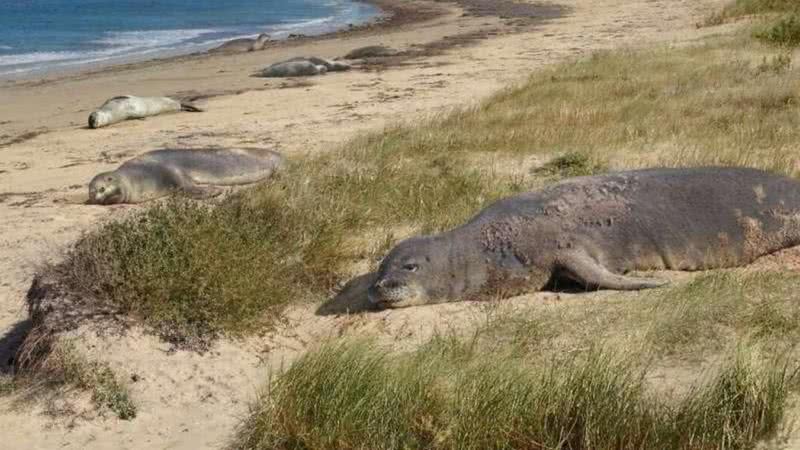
[88,112,99,129]
[367,277,398,307]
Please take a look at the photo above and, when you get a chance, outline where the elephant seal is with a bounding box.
[369,167,800,308]
[88,95,203,129]
[209,33,270,53]
[286,56,351,72]
[88,148,283,205]
[257,60,327,77]
[343,45,399,59]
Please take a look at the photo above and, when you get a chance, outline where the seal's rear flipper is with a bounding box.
[180,102,204,112]
[560,253,668,291]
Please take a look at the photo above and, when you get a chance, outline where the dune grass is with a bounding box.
[233,268,800,449]
[12,341,136,420]
[43,27,800,346]
[231,338,796,450]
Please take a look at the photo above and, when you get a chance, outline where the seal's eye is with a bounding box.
[402,263,419,272]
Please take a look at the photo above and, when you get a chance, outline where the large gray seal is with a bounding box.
[369,167,800,308]
[87,148,283,205]
[343,45,399,59]
[256,59,327,78]
[209,33,270,53]
[88,95,203,129]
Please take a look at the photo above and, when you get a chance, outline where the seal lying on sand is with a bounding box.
[369,167,800,308]
[87,148,283,204]
[286,56,351,72]
[257,60,327,77]
[88,95,203,129]
[209,33,270,53]
[343,45,399,59]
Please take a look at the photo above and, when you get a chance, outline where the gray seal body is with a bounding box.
[369,167,800,308]
[343,45,399,59]
[257,60,327,77]
[88,95,203,129]
[209,33,270,53]
[88,148,283,204]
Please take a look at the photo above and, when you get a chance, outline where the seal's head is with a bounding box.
[88,171,124,204]
[369,236,455,308]
[88,111,111,129]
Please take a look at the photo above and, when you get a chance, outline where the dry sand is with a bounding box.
[0,0,735,448]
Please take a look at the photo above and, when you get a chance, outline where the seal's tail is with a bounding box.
[180,102,204,112]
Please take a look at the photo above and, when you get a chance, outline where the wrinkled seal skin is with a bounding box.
[209,33,270,53]
[257,60,327,77]
[88,95,203,129]
[369,167,800,308]
[88,148,283,205]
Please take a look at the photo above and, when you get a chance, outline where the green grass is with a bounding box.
[41,28,800,346]
[723,0,799,17]
[0,374,14,397]
[755,13,800,46]
[230,340,795,450]
[234,268,800,449]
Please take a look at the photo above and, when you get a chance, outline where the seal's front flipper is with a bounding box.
[184,186,222,199]
[180,102,204,112]
[560,253,668,291]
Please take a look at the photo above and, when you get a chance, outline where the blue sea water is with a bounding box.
[0,0,380,77]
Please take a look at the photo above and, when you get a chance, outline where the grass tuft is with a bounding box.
[755,13,800,46]
[531,151,607,179]
[231,340,795,450]
[18,342,137,420]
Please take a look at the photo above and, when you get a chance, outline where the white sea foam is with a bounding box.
[92,28,221,48]
[0,2,382,78]
[0,45,12,50]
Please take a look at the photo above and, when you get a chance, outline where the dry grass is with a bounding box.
[12,341,136,420]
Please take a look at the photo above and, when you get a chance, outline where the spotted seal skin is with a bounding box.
[286,56,351,72]
[209,33,270,53]
[257,60,327,77]
[88,95,203,129]
[369,167,800,308]
[88,148,283,205]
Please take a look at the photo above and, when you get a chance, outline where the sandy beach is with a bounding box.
[0,0,733,448]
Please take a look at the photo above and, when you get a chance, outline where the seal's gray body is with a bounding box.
[209,33,270,53]
[88,148,283,204]
[286,56,351,72]
[369,167,800,307]
[88,95,202,129]
[343,45,399,59]
[257,60,327,78]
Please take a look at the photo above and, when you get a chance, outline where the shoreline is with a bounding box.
[0,0,440,87]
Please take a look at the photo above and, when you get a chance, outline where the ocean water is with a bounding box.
[0,0,380,77]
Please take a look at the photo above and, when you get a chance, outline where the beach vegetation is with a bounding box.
[38,23,800,346]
